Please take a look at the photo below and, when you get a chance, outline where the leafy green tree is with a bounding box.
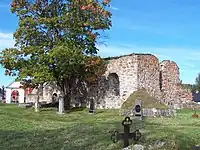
[194,73,200,92]
[179,80,196,92]
[0,0,112,111]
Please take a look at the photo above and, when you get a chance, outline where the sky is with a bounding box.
[0,0,200,86]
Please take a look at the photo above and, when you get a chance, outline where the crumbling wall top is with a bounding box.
[104,53,157,60]
[160,60,180,70]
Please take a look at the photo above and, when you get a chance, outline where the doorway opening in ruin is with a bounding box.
[107,73,120,96]
[52,93,58,103]
[11,90,19,103]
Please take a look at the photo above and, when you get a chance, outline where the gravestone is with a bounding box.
[89,99,95,113]
[57,96,64,114]
[133,100,143,120]
[35,98,39,112]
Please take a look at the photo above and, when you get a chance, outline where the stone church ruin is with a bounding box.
[26,53,194,109]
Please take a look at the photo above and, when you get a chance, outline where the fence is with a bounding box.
[120,108,176,117]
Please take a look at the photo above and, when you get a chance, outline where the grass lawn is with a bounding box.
[0,104,200,150]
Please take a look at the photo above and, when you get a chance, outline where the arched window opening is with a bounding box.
[107,73,120,96]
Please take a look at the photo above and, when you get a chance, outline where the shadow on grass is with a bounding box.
[70,106,87,112]
[3,115,197,150]
[0,125,123,150]
[1,105,199,150]
[39,106,87,113]
[40,108,57,112]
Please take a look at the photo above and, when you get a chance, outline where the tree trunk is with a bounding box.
[64,94,71,111]
[63,83,71,112]
[58,77,75,113]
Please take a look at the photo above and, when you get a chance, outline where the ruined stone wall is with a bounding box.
[137,54,161,100]
[28,53,193,109]
[178,88,193,102]
[95,55,138,109]
[159,60,181,104]
[159,60,193,106]
[26,82,60,104]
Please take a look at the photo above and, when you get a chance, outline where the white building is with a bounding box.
[5,81,25,104]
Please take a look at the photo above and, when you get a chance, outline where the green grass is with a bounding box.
[0,104,200,150]
[121,89,168,110]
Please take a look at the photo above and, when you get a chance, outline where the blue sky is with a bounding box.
[0,0,200,86]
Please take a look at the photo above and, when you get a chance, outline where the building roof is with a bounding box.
[6,81,22,89]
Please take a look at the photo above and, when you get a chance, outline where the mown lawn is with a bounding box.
[0,104,200,150]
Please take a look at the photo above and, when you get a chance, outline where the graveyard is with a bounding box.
[0,103,200,150]
[1,1,200,150]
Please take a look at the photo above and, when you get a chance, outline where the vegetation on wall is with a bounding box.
[121,88,168,110]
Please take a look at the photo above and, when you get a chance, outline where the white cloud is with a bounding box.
[183,64,195,68]
[0,32,15,50]
[97,44,178,62]
[110,6,119,10]
[0,33,13,39]
[129,25,188,39]
[185,51,200,61]
[98,44,184,59]
[97,44,200,84]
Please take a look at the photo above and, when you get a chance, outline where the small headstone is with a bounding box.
[57,96,64,114]
[89,99,95,113]
[35,99,39,112]
[133,100,143,120]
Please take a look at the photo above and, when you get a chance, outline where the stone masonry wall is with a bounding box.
[159,60,193,108]
[28,53,193,109]
[95,55,138,109]
[26,82,60,104]
[137,54,161,100]
[178,88,193,102]
[160,60,181,104]
[98,54,193,108]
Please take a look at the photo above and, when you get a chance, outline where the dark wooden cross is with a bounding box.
[111,116,141,148]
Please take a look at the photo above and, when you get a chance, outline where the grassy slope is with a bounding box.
[121,89,167,110]
[0,104,200,150]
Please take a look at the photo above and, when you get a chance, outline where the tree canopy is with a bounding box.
[194,73,200,92]
[0,0,112,109]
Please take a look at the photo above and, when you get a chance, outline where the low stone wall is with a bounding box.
[26,94,46,103]
[26,94,37,103]
[143,108,177,117]
[120,108,176,117]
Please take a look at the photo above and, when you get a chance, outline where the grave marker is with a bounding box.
[89,99,95,113]
[110,116,142,148]
[57,96,64,114]
[133,100,143,120]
